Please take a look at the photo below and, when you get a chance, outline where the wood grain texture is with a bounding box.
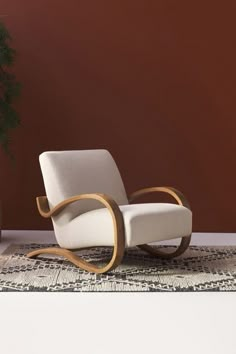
[28,193,125,273]
[28,188,191,272]
[129,186,192,259]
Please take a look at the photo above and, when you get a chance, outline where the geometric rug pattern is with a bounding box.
[0,244,236,292]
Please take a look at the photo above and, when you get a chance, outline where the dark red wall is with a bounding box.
[1,1,236,231]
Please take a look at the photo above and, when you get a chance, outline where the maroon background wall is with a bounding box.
[0,1,236,231]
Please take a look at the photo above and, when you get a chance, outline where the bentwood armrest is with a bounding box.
[32,193,126,274]
[36,193,123,218]
[129,187,191,210]
[129,187,192,259]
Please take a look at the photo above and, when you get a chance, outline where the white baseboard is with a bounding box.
[158,232,236,245]
[1,230,236,247]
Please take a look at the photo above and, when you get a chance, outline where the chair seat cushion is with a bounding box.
[56,203,192,249]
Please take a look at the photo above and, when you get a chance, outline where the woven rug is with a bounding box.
[0,243,236,292]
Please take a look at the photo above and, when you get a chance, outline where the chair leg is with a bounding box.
[27,245,124,274]
[138,235,192,259]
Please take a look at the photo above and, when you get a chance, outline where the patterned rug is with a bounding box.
[0,243,236,292]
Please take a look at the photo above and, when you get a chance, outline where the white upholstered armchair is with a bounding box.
[28,150,192,273]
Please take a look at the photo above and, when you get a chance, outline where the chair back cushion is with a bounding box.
[39,150,128,219]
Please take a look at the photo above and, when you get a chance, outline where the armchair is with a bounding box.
[28,150,192,273]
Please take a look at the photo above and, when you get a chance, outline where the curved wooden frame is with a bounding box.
[129,187,192,259]
[27,194,125,274]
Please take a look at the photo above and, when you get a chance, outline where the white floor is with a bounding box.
[0,230,236,253]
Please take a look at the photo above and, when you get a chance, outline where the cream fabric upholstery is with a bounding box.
[56,203,192,249]
[39,150,128,220]
[39,150,192,250]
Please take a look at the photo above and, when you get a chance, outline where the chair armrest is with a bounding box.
[35,193,125,273]
[36,193,122,218]
[129,187,191,209]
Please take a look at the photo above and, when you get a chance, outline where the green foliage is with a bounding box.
[0,21,20,157]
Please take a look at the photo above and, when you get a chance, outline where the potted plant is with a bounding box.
[0,21,21,240]
[0,21,20,155]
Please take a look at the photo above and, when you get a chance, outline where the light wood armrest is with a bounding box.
[36,193,122,218]
[129,187,191,258]
[34,193,125,273]
[129,186,191,209]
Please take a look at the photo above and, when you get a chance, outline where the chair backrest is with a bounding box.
[39,150,128,220]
